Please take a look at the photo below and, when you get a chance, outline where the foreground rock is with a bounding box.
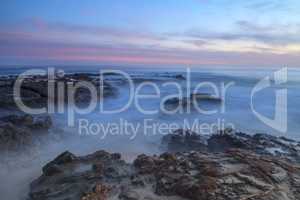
[0,114,52,150]
[29,149,300,200]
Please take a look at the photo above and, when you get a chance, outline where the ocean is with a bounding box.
[0,66,300,200]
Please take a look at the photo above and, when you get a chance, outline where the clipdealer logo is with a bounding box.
[251,68,288,133]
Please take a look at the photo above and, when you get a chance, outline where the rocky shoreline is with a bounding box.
[28,129,300,200]
[0,72,299,200]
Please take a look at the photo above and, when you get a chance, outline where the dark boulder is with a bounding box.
[161,129,207,152]
[207,133,249,152]
[42,151,77,176]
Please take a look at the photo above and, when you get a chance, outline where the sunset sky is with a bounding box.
[1,0,300,67]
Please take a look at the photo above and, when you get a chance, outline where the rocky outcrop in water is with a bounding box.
[162,128,300,163]
[0,114,52,150]
[0,73,117,109]
[163,93,222,111]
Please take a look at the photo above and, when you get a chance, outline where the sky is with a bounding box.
[0,0,300,68]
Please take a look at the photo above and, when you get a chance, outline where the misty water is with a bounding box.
[0,67,300,200]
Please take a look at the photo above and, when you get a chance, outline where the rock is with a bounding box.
[133,154,156,174]
[0,114,33,126]
[81,184,110,200]
[174,74,185,80]
[130,175,145,187]
[119,188,140,200]
[163,97,189,107]
[111,153,121,160]
[161,128,300,163]
[68,73,94,81]
[42,164,63,176]
[0,122,32,148]
[42,151,77,176]
[161,129,207,152]
[92,163,104,174]
[0,114,52,130]
[0,83,47,108]
[0,73,118,110]
[49,151,77,165]
[29,115,52,129]
[0,114,53,150]
[163,93,222,111]
[29,151,132,200]
[29,149,300,200]
[190,93,222,102]
[207,133,248,152]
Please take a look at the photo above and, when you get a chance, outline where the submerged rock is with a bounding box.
[163,93,222,111]
[190,93,222,102]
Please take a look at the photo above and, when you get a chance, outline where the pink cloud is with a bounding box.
[0,20,299,67]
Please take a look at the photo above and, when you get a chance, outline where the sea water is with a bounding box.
[0,66,300,200]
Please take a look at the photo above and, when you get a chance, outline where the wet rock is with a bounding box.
[81,184,110,200]
[161,129,207,152]
[93,163,104,174]
[0,84,47,108]
[0,114,34,126]
[42,164,63,176]
[162,128,300,163]
[209,131,300,162]
[29,149,300,200]
[130,175,145,187]
[42,151,76,176]
[29,115,52,129]
[21,80,49,98]
[174,74,185,80]
[190,93,222,102]
[29,150,132,200]
[163,93,222,111]
[0,114,52,130]
[163,97,189,107]
[119,188,140,200]
[49,151,77,165]
[111,153,121,160]
[0,122,32,148]
[207,132,248,152]
[0,114,53,150]
[67,73,95,81]
[133,154,156,174]
[0,73,118,110]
